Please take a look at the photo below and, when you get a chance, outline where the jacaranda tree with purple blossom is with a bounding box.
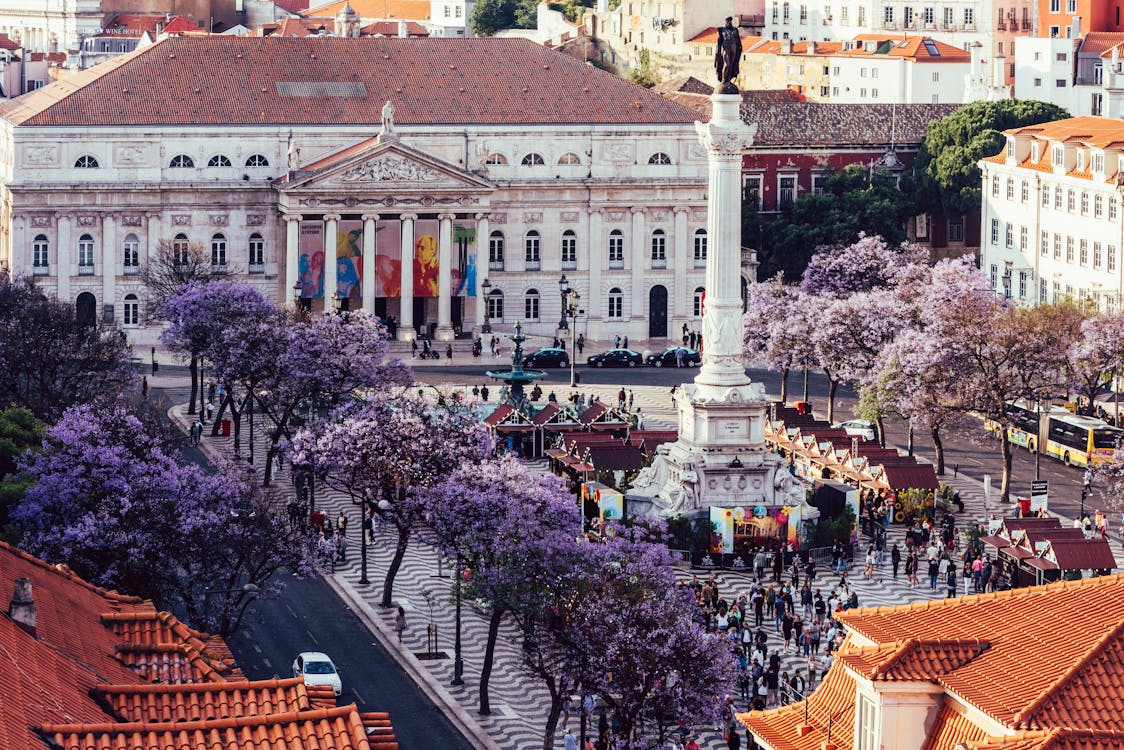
[743,278,816,404]
[424,455,581,716]
[12,401,309,635]
[800,234,927,297]
[1066,309,1124,415]
[290,393,491,608]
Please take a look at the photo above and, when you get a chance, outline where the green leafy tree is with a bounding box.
[753,166,917,280]
[914,99,1069,216]
[0,407,43,538]
[470,0,538,35]
[629,48,660,88]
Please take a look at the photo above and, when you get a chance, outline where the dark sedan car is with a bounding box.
[646,346,701,367]
[522,347,570,368]
[586,348,643,368]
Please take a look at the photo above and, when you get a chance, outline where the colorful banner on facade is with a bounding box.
[413,219,440,298]
[298,221,325,299]
[336,220,363,304]
[374,220,401,298]
[454,224,477,298]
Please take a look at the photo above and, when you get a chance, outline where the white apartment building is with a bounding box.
[764,0,1034,83]
[979,116,1124,310]
[0,0,101,53]
[0,36,729,346]
[1014,33,1124,118]
[828,34,972,102]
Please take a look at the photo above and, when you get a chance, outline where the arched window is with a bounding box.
[524,288,540,320]
[525,230,541,269]
[207,154,232,167]
[173,233,190,267]
[123,233,140,273]
[557,153,581,165]
[488,230,505,270]
[693,286,705,317]
[249,233,265,272]
[648,152,672,165]
[484,153,508,165]
[650,228,667,267]
[123,293,140,326]
[210,233,227,270]
[693,229,708,266]
[32,234,49,272]
[521,152,545,166]
[608,287,624,319]
[74,155,99,168]
[561,229,577,269]
[169,154,195,168]
[245,154,269,167]
[608,229,624,268]
[487,288,504,321]
[77,234,95,272]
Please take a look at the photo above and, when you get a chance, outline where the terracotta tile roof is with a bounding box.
[1006,116,1124,151]
[0,34,20,50]
[836,573,1124,730]
[96,677,334,723]
[750,39,844,55]
[256,17,332,36]
[101,611,241,683]
[838,638,988,681]
[655,76,714,95]
[42,705,398,750]
[664,93,959,147]
[1081,32,1124,55]
[0,36,696,127]
[972,729,1124,750]
[275,0,312,12]
[921,701,990,750]
[687,27,762,45]
[740,658,856,750]
[360,20,429,36]
[102,13,182,37]
[836,34,971,61]
[1042,539,1117,570]
[302,0,430,20]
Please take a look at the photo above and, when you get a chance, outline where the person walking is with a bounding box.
[622,335,629,349]
[445,343,453,360]
[928,557,940,591]
[395,606,407,643]
[576,333,585,354]
[891,544,901,579]
[614,334,621,348]
[946,566,958,599]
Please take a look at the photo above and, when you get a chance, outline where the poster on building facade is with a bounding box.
[454,223,477,297]
[336,220,363,304]
[413,219,440,297]
[298,221,325,299]
[374,220,401,298]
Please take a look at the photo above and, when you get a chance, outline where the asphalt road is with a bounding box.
[413,361,1094,520]
[151,373,474,750]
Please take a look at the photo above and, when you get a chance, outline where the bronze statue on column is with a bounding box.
[714,16,743,94]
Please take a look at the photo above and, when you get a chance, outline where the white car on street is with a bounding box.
[838,419,877,442]
[292,651,342,696]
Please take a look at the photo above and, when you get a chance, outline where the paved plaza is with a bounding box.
[166,373,1124,750]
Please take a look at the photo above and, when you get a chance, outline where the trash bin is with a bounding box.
[221,418,232,437]
[1018,497,1031,517]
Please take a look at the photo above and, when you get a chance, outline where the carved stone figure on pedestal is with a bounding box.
[714,17,742,92]
[380,100,396,136]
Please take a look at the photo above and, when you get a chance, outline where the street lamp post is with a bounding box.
[565,287,582,388]
[292,281,306,320]
[358,495,370,585]
[481,278,492,334]
[451,553,465,686]
[331,291,346,315]
[557,274,570,331]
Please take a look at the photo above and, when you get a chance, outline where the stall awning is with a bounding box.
[979,535,1009,548]
[590,422,629,432]
[880,464,940,491]
[1048,540,1117,570]
[483,404,516,427]
[544,448,568,459]
[1002,546,1034,559]
[1023,557,1059,571]
[496,424,535,433]
[586,445,646,472]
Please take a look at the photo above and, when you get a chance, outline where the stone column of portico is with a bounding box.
[323,214,341,313]
[694,92,756,389]
[101,213,116,322]
[398,213,417,340]
[361,214,378,315]
[474,213,489,331]
[673,206,689,319]
[587,208,603,324]
[56,213,71,303]
[436,212,455,340]
[630,207,645,325]
[285,214,301,306]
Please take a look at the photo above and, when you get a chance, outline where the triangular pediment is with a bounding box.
[280,138,494,194]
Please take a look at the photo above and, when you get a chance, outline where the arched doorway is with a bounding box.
[648,285,667,339]
[75,292,96,327]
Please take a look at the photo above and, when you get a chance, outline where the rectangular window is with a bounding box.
[948,219,964,242]
[248,235,264,272]
[525,294,540,320]
[990,218,1000,244]
[1041,230,1049,256]
[1110,245,1118,272]
[1111,199,1119,221]
[991,175,999,197]
[990,264,998,286]
[820,85,830,96]
[944,7,953,26]
[1040,278,1048,302]
[124,237,140,273]
[963,8,973,25]
[841,6,848,22]
[1005,222,1013,248]
[488,234,504,271]
[871,68,878,79]
[1021,181,1029,203]
[1095,241,1103,268]
[1049,0,1060,12]
[608,232,624,268]
[1057,79,1067,88]
[650,232,667,267]
[1081,192,1089,215]
[1020,225,1028,250]
[561,233,577,269]
[1054,233,1062,258]
[1096,195,1104,218]
[1006,178,1015,200]
[608,294,623,319]
[1080,239,1089,265]
[1055,187,1063,209]
[1066,236,1075,262]
[33,237,49,272]
[78,238,95,270]
[744,175,763,209]
[1094,153,1106,174]
[1067,0,1076,11]
[1052,146,1065,167]
[525,233,541,270]
[1019,271,1027,298]
[800,4,807,22]
[883,6,893,24]
[693,231,708,267]
[779,175,797,207]
[1053,281,1061,301]
[1042,184,1051,207]
[1068,191,1076,212]
[904,7,913,26]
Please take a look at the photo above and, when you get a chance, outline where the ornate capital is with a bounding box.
[323,213,342,223]
[474,212,489,221]
[284,213,303,223]
[674,206,690,216]
[361,213,380,222]
[694,120,757,156]
[630,207,646,216]
[400,212,419,222]
[438,212,456,222]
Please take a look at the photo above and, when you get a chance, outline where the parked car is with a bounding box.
[838,419,877,442]
[646,346,701,367]
[586,348,643,368]
[522,347,569,368]
[292,651,342,696]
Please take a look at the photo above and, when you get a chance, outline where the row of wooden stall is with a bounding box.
[483,400,633,457]
[980,516,1116,586]
[765,405,939,497]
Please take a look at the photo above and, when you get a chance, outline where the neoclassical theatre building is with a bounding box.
[0,35,735,346]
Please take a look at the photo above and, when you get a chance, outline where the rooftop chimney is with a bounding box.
[398,19,407,38]
[10,578,36,637]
